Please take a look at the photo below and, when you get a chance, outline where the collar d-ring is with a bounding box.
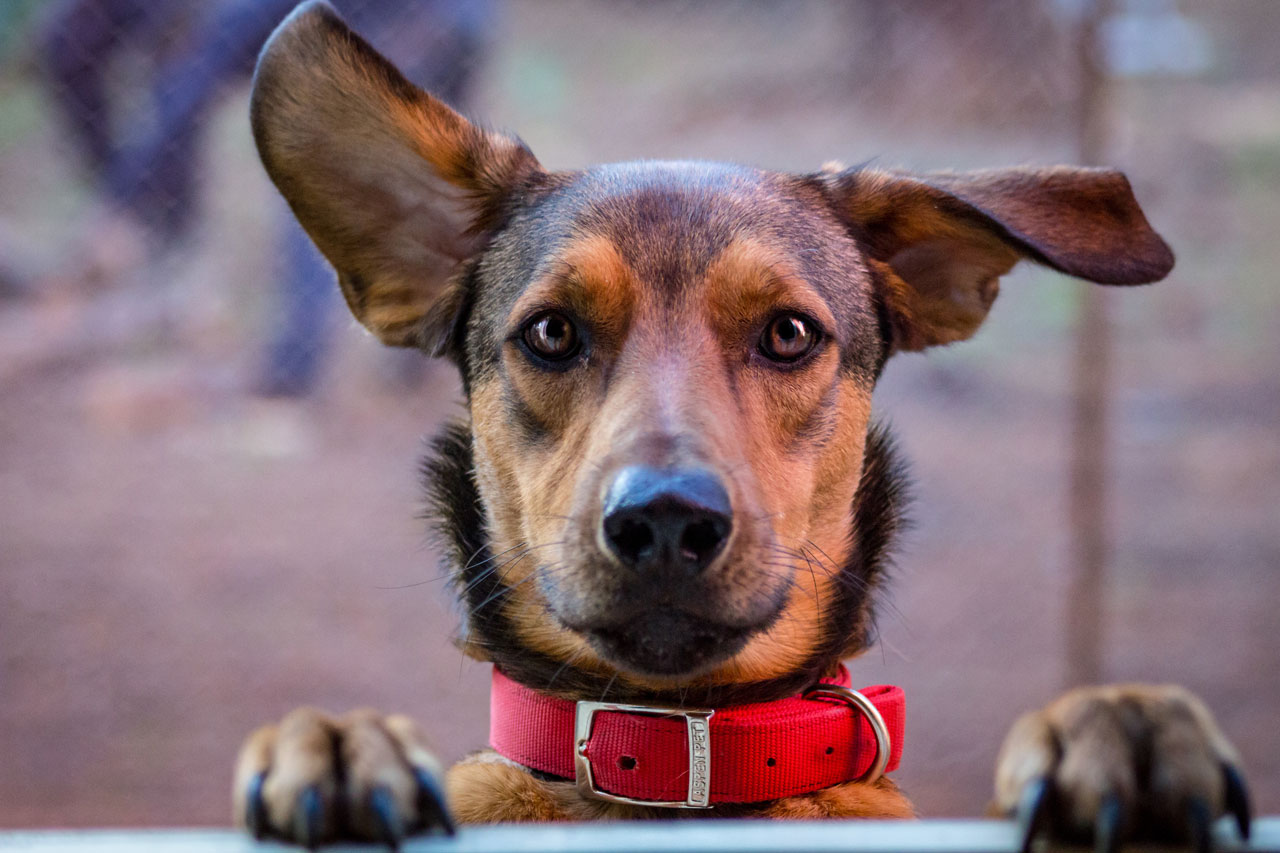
[801,684,891,784]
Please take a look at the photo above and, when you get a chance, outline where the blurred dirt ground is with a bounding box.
[1,0,1278,828]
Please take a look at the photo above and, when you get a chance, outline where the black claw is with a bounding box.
[1094,793,1123,853]
[413,766,456,837]
[295,786,325,850]
[246,771,271,840]
[1223,763,1253,840]
[1016,777,1053,853]
[1186,797,1213,853]
[368,787,404,851]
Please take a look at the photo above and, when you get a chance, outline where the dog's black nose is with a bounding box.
[601,466,732,576]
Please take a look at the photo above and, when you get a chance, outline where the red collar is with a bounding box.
[489,665,904,808]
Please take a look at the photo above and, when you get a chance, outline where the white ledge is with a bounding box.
[2,818,1276,853]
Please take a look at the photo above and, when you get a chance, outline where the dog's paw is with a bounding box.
[994,685,1251,853]
[232,708,453,848]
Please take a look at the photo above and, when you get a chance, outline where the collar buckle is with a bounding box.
[574,700,715,808]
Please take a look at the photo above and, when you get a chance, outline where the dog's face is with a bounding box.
[252,2,1173,691]
[464,162,886,682]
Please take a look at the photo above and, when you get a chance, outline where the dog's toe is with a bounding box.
[292,785,327,849]
[413,764,456,835]
[233,708,452,848]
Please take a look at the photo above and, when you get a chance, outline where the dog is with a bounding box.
[232,2,1253,847]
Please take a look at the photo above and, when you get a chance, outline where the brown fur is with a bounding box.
[233,2,1246,846]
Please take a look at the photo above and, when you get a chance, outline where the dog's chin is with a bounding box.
[580,610,757,680]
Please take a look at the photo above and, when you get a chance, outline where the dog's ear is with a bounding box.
[250,0,541,353]
[820,166,1174,351]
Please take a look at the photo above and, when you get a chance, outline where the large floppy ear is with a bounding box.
[250,0,541,353]
[820,166,1175,351]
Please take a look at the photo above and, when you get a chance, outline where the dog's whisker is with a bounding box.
[372,573,452,590]
[460,540,571,597]
[464,540,530,571]
[463,556,533,599]
[472,571,541,613]
[800,547,822,609]
[465,539,566,575]
[459,559,518,597]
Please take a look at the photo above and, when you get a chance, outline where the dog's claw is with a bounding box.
[1093,793,1123,853]
[368,786,403,850]
[245,771,270,840]
[1186,797,1213,853]
[1015,777,1053,853]
[1223,763,1252,840]
[295,786,325,850]
[413,765,456,836]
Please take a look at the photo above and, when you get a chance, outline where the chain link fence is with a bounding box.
[1,0,1277,827]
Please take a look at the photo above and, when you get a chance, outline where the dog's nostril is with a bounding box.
[680,518,726,563]
[608,516,655,563]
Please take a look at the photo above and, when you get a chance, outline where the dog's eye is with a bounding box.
[759,314,819,363]
[523,311,581,361]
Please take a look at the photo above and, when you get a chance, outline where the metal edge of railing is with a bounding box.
[1,817,1277,853]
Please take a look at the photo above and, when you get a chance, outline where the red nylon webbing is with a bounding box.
[489,664,904,805]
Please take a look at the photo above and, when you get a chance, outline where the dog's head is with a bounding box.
[252,2,1173,698]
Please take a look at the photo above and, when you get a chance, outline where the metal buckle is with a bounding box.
[574,701,715,808]
[802,685,891,784]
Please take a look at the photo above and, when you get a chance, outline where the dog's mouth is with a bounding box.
[577,609,759,678]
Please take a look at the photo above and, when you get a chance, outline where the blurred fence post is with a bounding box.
[1065,0,1112,689]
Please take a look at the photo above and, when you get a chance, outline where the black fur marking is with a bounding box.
[505,387,551,444]
[868,271,895,380]
[421,419,909,706]
[789,382,839,454]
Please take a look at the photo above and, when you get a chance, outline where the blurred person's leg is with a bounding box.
[257,222,337,398]
[106,0,299,242]
[35,0,195,292]
[38,0,151,178]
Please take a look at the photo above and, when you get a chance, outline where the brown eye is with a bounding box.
[759,313,819,362]
[523,311,580,361]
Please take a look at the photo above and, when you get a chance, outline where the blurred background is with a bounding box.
[1,0,1277,828]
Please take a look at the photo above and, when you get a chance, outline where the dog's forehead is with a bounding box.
[581,159,765,196]
[569,160,808,266]
[467,158,881,381]
[530,160,867,298]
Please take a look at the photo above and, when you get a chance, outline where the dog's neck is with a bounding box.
[421,420,909,707]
